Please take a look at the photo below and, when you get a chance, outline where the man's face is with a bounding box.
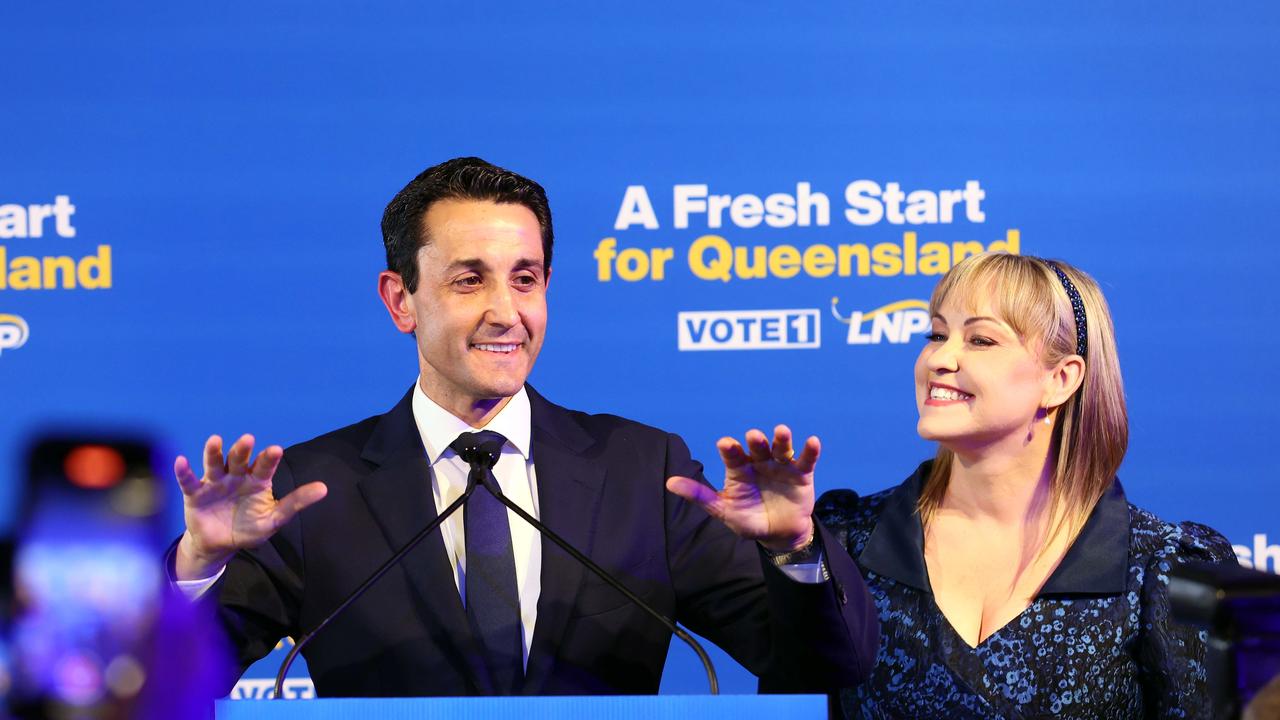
[405,199,548,416]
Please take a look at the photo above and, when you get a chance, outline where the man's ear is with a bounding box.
[377,270,416,334]
[1043,354,1086,410]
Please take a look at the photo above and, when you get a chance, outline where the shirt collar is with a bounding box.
[858,461,1131,596]
[411,381,533,465]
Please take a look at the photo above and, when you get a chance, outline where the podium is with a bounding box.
[215,694,827,720]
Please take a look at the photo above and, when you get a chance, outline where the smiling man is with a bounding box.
[171,157,876,697]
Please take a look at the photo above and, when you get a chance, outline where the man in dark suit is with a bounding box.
[172,157,877,696]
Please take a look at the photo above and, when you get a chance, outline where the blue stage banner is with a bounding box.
[3,0,1278,697]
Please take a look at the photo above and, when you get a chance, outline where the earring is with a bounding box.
[1042,411,1052,425]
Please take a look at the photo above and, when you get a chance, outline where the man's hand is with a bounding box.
[173,434,328,581]
[666,425,817,554]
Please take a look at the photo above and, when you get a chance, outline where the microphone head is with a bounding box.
[451,431,506,470]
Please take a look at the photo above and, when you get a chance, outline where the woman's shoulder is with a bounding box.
[816,487,892,556]
[1126,502,1238,568]
[816,485,895,526]
[816,461,929,555]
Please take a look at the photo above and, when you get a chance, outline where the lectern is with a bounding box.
[215,694,826,720]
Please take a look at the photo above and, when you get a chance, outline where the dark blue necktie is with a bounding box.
[450,430,523,695]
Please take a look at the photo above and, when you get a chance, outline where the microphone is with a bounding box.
[473,472,720,694]
[272,470,482,699]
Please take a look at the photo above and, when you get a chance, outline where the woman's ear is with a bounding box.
[1043,354,1086,409]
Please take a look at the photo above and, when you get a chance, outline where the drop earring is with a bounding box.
[1027,408,1049,443]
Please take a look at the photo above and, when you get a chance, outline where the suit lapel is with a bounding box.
[521,387,605,695]
[355,388,494,694]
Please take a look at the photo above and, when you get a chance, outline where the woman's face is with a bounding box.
[914,295,1053,453]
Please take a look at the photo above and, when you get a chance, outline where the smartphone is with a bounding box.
[6,436,167,717]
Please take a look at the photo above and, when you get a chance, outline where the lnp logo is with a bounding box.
[678,309,820,351]
[0,314,29,356]
[830,298,929,345]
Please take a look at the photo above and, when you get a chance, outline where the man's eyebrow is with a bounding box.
[512,258,545,273]
[445,258,489,274]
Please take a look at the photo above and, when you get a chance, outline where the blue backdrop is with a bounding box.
[3,1,1278,697]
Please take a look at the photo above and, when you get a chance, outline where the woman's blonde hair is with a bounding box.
[916,253,1128,536]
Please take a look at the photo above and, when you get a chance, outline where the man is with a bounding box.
[172,157,877,696]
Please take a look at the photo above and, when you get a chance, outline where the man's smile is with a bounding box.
[471,342,521,354]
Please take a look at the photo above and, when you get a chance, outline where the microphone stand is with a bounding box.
[475,473,720,695]
[273,473,480,699]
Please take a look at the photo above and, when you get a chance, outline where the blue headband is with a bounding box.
[1046,261,1088,357]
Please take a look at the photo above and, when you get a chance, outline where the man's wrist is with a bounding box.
[760,520,817,559]
[175,532,233,581]
[762,522,826,582]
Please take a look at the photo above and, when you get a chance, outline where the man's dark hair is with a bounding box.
[381,157,554,293]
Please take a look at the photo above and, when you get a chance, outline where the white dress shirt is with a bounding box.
[410,383,541,665]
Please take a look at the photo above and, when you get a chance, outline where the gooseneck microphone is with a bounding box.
[473,472,720,695]
[272,472,481,699]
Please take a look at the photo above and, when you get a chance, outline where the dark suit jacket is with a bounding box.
[208,386,877,696]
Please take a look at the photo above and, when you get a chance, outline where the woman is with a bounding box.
[668,252,1235,715]
[811,253,1236,718]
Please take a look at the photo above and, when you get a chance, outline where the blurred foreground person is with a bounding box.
[5,437,231,719]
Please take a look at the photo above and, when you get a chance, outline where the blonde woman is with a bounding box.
[671,253,1236,717]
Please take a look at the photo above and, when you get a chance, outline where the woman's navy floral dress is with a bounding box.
[817,461,1236,719]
